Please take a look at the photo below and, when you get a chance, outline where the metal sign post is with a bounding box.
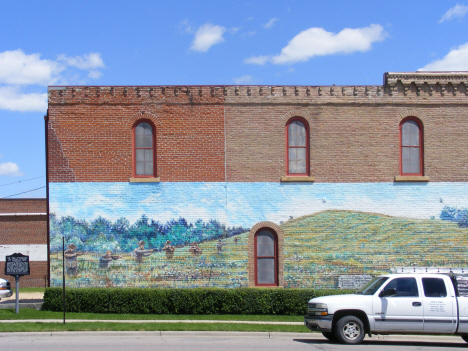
[4,253,30,314]
[63,237,65,324]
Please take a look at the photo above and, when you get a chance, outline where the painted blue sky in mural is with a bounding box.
[50,182,468,228]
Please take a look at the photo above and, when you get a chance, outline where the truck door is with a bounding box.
[421,277,455,333]
[372,277,423,331]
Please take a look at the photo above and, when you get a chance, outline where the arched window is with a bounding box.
[133,120,156,177]
[400,117,423,176]
[255,229,278,286]
[286,118,309,176]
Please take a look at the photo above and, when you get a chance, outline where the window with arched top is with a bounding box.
[286,117,309,176]
[255,229,278,286]
[400,117,423,176]
[133,120,156,177]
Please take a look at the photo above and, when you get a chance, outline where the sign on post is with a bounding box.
[4,253,30,314]
[5,253,30,276]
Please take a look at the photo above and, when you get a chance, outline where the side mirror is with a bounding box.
[379,288,397,298]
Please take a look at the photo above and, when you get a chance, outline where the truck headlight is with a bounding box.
[308,303,328,316]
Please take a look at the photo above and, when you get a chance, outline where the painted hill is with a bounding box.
[281,210,468,288]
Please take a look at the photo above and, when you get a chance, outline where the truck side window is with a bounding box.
[422,278,447,297]
[383,277,419,297]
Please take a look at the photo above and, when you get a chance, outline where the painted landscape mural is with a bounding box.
[49,182,468,289]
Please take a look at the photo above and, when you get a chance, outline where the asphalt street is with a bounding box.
[0,332,467,351]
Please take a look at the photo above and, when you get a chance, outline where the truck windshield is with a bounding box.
[355,277,389,295]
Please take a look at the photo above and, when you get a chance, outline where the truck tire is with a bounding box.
[461,335,468,343]
[334,315,365,344]
[322,332,337,341]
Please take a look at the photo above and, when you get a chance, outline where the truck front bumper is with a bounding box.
[304,315,333,332]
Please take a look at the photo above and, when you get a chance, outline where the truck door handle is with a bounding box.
[413,302,422,307]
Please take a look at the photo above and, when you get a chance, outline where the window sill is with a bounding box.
[280,176,315,182]
[394,176,430,182]
[129,177,161,183]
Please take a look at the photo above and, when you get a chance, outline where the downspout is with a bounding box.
[45,109,50,287]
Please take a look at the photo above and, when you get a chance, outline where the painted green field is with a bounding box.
[50,234,249,288]
[282,210,468,288]
[50,210,468,289]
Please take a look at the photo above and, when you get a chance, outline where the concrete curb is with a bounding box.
[0,330,465,344]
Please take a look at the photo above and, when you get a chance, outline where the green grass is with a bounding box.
[0,308,310,332]
[0,308,303,322]
[0,321,310,333]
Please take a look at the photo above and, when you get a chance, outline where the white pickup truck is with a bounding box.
[304,273,468,344]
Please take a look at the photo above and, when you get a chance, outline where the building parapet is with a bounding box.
[48,72,468,104]
[385,72,468,86]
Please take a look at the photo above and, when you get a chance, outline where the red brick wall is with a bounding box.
[0,262,48,288]
[0,199,47,213]
[0,199,48,287]
[48,86,225,182]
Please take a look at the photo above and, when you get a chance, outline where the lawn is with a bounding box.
[0,308,308,333]
[0,308,303,322]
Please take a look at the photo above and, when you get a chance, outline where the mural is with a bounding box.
[49,182,468,288]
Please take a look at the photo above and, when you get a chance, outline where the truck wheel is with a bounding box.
[461,335,468,343]
[322,332,337,341]
[334,315,365,344]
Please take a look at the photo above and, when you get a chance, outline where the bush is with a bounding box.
[43,287,354,315]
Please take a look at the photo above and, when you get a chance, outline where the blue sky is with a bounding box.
[50,182,468,228]
[1,1,468,198]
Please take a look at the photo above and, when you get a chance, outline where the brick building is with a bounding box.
[47,72,468,289]
[0,199,48,287]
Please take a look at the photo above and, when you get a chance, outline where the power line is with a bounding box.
[1,186,46,199]
[0,175,45,187]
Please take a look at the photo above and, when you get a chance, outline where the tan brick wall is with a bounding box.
[225,103,468,182]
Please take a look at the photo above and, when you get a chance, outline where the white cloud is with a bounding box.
[0,50,105,112]
[243,55,270,65]
[439,4,468,23]
[233,75,255,84]
[0,49,64,86]
[0,162,24,176]
[419,42,468,71]
[190,23,226,52]
[57,52,104,71]
[264,18,278,29]
[245,24,385,65]
[0,86,47,112]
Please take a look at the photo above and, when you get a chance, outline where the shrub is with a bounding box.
[43,287,354,315]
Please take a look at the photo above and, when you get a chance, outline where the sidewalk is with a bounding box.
[1,292,44,302]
